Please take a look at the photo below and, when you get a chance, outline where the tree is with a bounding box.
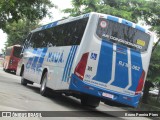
[0,0,56,48]
[147,45,160,103]
[0,0,54,31]
[63,0,147,22]
[4,19,40,47]
[136,0,160,51]
[148,45,160,82]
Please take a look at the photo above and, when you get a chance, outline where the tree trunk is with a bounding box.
[142,81,154,104]
[156,84,160,103]
[156,90,160,102]
[152,39,160,53]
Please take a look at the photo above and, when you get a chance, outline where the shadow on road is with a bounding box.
[26,84,40,94]
[25,84,118,117]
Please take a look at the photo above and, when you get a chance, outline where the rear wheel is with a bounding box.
[81,95,100,108]
[5,69,10,73]
[21,71,28,86]
[40,72,50,96]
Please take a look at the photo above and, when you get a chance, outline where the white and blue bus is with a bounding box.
[17,12,154,108]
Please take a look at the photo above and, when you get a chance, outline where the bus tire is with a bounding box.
[5,69,10,73]
[40,72,50,96]
[81,95,100,108]
[21,72,27,86]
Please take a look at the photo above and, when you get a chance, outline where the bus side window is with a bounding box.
[71,19,86,45]
[28,17,88,48]
[44,29,52,47]
[63,23,71,46]
[21,33,32,53]
[50,31,57,47]
[73,21,80,45]
[30,31,46,48]
[47,27,57,47]
[5,48,12,56]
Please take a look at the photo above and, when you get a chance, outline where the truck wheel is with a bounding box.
[81,95,100,108]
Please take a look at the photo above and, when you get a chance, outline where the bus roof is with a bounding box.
[31,13,90,33]
[31,12,151,34]
[7,45,21,49]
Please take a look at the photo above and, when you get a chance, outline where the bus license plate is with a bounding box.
[102,92,114,99]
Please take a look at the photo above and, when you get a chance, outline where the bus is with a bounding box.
[3,45,22,73]
[17,12,154,108]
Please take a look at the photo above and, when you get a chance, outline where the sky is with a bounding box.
[0,30,7,53]
[40,0,72,24]
[0,0,72,53]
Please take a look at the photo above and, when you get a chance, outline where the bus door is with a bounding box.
[24,48,38,80]
[28,48,43,83]
[34,48,48,83]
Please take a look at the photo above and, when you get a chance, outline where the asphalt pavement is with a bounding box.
[0,66,152,120]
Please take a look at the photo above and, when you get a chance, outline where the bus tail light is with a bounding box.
[74,53,89,80]
[135,70,145,95]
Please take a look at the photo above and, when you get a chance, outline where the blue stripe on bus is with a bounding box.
[31,49,42,72]
[111,45,129,88]
[70,74,141,107]
[67,46,78,82]
[46,23,53,29]
[26,49,37,71]
[51,21,58,27]
[93,40,113,83]
[36,48,48,72]
[129,50,143,91]
[122,19,133,27]
[135,25,145,32]
[107,15,119,22]
[64,46,75,82]
[83,13,90,18]
[62,46,74,82]
[42,25,47,30]
[42,21,58,30]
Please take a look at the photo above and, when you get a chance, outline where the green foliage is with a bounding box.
[63,0,148,23]
[0,0,55,49]
[4,20,40,47]
[148,45,160,83]
[0,0,54,31]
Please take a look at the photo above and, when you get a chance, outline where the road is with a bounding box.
[0,66,151,120]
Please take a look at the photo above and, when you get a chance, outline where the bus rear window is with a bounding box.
[6,48,12,56]
[96,18,150,52]
[13,47,22,58]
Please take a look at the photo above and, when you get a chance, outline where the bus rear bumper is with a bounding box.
[69,74,141,108]
[7,65,17,71]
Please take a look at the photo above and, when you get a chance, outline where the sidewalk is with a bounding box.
[125,102,160,111]
[123,102,160,120]
[137,102,160,111]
